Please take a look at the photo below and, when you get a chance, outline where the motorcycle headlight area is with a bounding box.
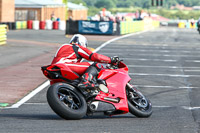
[99,84,109,93]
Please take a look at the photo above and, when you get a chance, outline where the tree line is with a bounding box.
[68,0,200,19]
[68,0,200,9]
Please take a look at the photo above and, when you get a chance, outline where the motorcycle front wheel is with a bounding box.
[126,86,152,118]
[47,83,87,120]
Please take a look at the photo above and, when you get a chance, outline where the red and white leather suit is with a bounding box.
[51,43,111,76]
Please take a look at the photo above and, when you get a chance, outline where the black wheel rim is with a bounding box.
[57,87,82,110]
[127,87,148,110]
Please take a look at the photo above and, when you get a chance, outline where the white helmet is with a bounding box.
[69,34,88,47]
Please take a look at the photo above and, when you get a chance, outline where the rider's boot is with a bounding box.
[78,65,99,91]
[78,73,98,90]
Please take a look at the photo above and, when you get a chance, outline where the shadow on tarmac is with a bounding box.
[0,113,136,120]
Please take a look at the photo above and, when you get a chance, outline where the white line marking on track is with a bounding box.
[123,58,177,62]
[184,70,200,72]
[3,30,149,109]
[129,73,200,77]
[128,65,200,69]
[185,60,200,63]
[133,85,199,89]
[100,52,200,58]
[154,106,200,110]
[103,49,200,54]
[120,58,200,63]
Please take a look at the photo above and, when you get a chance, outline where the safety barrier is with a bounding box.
[66,19,160,35]
[0,25,7,45]
[16,21,27,29]
[33,21,39,30]
[152,21,160,28]
[120,20,160,35]
[178,22,197,29]
[2,20,65,30]
[120,21,144,34]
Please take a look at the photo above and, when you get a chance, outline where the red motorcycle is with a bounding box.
[41,59,152,120]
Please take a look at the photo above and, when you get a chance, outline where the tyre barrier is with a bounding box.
[53,21,59,30]
[40,21,46,30]
[59,21,66,31]
[16,21,27,29]
[46,20,53,30]
[33,20,39,30]
[0,25,7,45]
[27,20,33,29]
[2,20,66,30]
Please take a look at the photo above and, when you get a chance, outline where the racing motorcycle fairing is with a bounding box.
[95,68,131,113]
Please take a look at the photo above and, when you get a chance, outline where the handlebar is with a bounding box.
[110,59,124,69]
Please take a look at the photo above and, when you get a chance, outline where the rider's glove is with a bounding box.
[111,56,119,64]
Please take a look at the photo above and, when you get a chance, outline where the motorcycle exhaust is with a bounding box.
[104,97,120,103]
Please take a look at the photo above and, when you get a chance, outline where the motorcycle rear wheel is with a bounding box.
[47,83,87,120]
[126,86,152,118]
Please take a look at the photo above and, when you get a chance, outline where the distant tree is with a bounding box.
[164,0,177,8]
[94,0,115,9]
[141,0,151,8]
[116,0,133,7]
[82,0,96,6]
[191,0,200,6]
[68,0,86,6]
[177,0,192,6]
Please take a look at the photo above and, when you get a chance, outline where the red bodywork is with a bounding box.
[42,62,131,114]
[96,62,131,113]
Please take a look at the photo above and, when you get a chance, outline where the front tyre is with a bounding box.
[47,83,87,120]
[126,86,152,118]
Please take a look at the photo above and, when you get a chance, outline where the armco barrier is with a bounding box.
[0,25,7,45]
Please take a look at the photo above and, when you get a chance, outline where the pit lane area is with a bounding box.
[0,27,200,133]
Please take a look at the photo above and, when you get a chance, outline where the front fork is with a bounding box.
[126,83,137,93]
[126,82,143,99]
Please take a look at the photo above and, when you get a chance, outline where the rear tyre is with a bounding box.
[126,86,152,118]
[47,83,87,120]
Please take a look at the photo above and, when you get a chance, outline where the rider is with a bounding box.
[51,34,118,91]
[197,18,200,30]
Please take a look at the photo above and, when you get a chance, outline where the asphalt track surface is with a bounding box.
[1,27,200,133]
